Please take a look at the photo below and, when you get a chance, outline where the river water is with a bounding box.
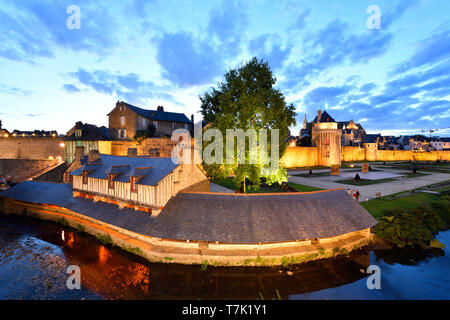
[0,213,449,300]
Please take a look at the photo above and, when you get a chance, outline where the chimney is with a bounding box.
[157,105,164,112]
[88,150,101,163]
[75,146,85,164]
[127,147,138,157]
[317,110,322,122]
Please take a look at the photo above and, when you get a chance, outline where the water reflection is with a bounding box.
[1,213,449,300]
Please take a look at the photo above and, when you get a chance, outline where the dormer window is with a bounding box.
[75,129,82,137]
[130,176,138,193]
[108,174,115,189]
[82,170,88,184]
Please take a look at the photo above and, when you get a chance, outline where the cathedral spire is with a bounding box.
[302,113,307,129]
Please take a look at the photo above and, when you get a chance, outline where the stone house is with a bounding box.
[108,101,192,140]
[64,121,116,163]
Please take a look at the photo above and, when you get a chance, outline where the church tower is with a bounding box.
[302,113,307,129]
[311,110,342,167]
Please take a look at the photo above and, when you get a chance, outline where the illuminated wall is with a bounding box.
[281,145,450,168]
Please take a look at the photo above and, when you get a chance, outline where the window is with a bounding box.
[130,177,138,193]
[142,118,146,127]
[82,170,88,184]
[153,121,158,128]
[120,115,125,125]
[185,123,189,130]
[172,122,176,130]
[118,129,126,139]
[75,129,82,137]
[108,174,115,189]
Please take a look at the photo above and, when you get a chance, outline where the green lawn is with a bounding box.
[292,172,331,178]
[404,173,430,178]
[212,177,323,193]
[335,178,397,186]
[361,192,442,219]
[212,177,285,193]
[288,182,323,192]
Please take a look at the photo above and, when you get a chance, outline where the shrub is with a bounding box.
[133,130,150,146]
[374,206,446,249]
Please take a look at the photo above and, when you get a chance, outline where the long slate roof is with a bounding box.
[0,182,377,243]
[70,154,179,186]
[121,102,191,124]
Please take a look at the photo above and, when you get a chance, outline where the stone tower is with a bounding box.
[302,113,307,129]
[311,110,342,167]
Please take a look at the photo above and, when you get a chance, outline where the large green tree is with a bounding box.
[199,57,296,192]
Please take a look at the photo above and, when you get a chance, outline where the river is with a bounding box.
[0,213,449,300]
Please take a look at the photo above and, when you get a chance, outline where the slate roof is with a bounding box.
[0,182,378,244]
[70,154,179,186]
[312,110,335,123]
[365,133,382,143]
[119,102,191,124]
[65,122,113,141]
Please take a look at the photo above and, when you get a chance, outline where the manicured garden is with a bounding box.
[212,177,323,193]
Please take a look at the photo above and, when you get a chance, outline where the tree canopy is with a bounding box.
[199,57,296,191]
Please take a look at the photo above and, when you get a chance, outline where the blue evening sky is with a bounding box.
[0,0,449,136]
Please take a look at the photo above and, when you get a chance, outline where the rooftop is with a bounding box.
[0,182,377,243]
[70,154,179,186]
[115,101,191,124]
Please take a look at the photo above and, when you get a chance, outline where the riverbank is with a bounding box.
[1,212,449,299]
[0,197,373,267]
[0,181,377,267]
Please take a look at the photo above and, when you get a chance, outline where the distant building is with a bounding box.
[430,137,450,151]
[408,135,430,151]
[108,101,192,140]
[10,129,58,137]
[64,121,116,163]
[311,110,342,166]
[338,120,366,146]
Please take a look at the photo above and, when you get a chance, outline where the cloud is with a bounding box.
[283,19,392,91]
[63,84,81,93]
[155,1,248,87]
[26,113,44,117]
[382,0,420,29]
[303,85,354,111]
[249,34,293,70]
[393,27,450,73]
[67,68,170,104]
[155,32,224,87]
[0,83,33,96]
[0,1,119,62]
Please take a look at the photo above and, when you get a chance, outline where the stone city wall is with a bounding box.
[281,145,450,168]
[0,137,64,160]
[280,147,318,168]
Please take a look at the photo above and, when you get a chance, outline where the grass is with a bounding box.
[288,182,323,192]
[404,173,430,178]
[96,234,113,245]
[335,178,397,186]
[292,172,332,178]
[361,192,442,219]
[212,177,323,193]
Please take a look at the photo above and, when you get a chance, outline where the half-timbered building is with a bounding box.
[69,151,209,215]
